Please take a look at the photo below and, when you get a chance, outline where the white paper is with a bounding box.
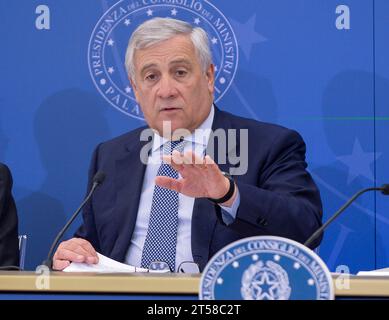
[63,253,148,273]
[357,268,389,276]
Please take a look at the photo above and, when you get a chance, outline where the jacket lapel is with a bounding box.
[110,132,149,261]
[191,106,237,270]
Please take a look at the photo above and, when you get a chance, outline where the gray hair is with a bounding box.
[125,17,212,80]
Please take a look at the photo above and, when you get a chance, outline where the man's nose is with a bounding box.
[156,76,178,99]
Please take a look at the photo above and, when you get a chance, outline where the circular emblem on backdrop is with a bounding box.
[88,0,238,119]
[199,236,334,300]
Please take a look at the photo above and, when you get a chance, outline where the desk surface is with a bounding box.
[1,271,389,298]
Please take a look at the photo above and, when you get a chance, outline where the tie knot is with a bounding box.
[163,140,185,155]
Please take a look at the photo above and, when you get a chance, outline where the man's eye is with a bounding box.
[145,74,158,81]
[176,70,187,77]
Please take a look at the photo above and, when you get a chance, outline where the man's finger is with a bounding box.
[204,155,215,165]
[191,151,207,168]
[63,243,96,260]
[52,259,70,271]
[204,155,226,179]
[55,248,91,264]
[172,150,184,165]
[155,176,182,192]
[60,239,97,258]
[162,155,184,172]
[182,151,195,166]
[205,155,219,171]
[73,238,98,258]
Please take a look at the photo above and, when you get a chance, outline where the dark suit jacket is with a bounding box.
[75,107,323,271]
[0,163,19,267]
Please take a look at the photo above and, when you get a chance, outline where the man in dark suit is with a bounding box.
[53,18,322,272]
[0,163,19,267]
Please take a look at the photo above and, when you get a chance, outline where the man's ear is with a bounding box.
[129,78,139,101]
[206,64,215,94]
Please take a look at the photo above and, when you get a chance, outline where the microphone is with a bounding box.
[42,171,106,269]
[304,184,389,248]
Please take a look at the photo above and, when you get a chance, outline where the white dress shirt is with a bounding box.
[125,105,240,271]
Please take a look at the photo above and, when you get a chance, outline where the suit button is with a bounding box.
[257,217,268,226]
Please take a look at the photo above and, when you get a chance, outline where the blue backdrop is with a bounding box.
[0,0,387,273]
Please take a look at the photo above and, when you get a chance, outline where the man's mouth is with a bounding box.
[160,107,181,112]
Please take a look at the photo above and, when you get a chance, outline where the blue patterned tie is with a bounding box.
[141,140,185,271]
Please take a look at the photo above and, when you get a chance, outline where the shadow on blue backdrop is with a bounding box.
[312,70,383,273]
[17,89,110,270]
[373,72,389,269]
[0,109,9,159]
[223,70,278,122]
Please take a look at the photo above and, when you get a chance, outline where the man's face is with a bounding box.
[130,35,215,137]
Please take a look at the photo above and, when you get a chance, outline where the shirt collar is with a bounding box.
[151,104,215,153]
